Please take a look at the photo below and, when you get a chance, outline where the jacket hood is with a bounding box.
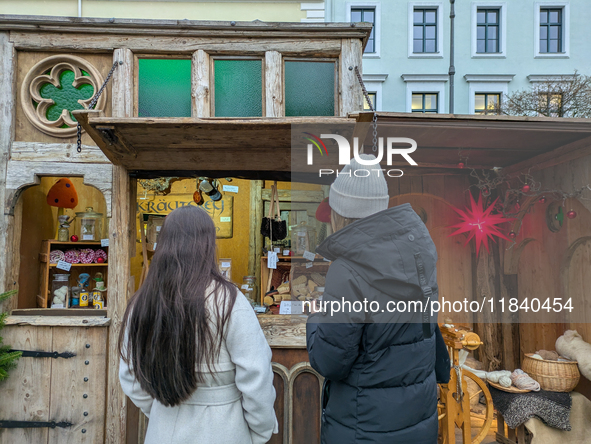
[316,203,427,297]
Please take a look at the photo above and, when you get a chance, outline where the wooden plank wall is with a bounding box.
[512,153,591,397]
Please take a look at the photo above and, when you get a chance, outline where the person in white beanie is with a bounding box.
[307,154,446,444]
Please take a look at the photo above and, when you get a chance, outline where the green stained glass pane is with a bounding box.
[138,59,191,117]
[285,61,335,117]
[214,60,262,117]
[39,70,94,122]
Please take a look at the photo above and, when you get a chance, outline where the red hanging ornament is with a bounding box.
[508,231,517,239]
[458,162,465,169]
[539,196,547,204]
[70,235,78,242]
[448,193,514,256]
[522,184,530,193]
[567,210,577,219]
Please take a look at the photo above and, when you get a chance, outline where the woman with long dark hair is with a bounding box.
[119,205,278,444]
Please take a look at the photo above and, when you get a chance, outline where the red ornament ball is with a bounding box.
[508,231,517,239]
[567,210,577,219]
[539,196,547,204]
[522,184,531,193]
[96,257,105,263]
[70,235,79,242]
[458,162,465,169]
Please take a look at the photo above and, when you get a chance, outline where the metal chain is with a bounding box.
[353,66,378,152]
[76,61,121,153]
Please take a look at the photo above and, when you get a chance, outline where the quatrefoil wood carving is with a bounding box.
[21,55,106,138]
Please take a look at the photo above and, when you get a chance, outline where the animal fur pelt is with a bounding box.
[556,330,591,381]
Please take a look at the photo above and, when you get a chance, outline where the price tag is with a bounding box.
[241,284,250,290]
[221,261,231,268]
[153,243,157,250]
[303,250,316,262]
[222,185,239,193]
[51,303,64,309]
[156,226,162,232]
[274,247,280,253]
[82,235,94,241]
[220,217,231,222]
[306,262,313,269]
[56,260,72,271]
[254,306,267,314]
[101,239,109,247]
[283,249,290,256]
[267,252,278,269]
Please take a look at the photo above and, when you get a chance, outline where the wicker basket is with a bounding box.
[522,353,580,392]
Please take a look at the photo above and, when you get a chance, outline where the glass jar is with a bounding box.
[291,221,317,255]
[51,274,70,308]
[75,207,104,242]
[242,276,257,306]
[57,215,70,242]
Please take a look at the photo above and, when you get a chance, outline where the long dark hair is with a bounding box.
[119,205,237,407]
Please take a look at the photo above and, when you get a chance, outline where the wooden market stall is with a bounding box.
[1,14,591,444]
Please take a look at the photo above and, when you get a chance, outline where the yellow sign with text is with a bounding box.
[137,194,233,238]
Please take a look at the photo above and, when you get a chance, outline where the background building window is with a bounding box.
[475,93,500,114]
[412,93,438,113]
[539,92,563,117]
[413,9,438,53]
[351,8,376,53]
[540,8,562,53]
[477,8,500,53]
[363,92,377,110]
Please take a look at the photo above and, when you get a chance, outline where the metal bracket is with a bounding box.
[9,350,76,359]
[0,420,73,429]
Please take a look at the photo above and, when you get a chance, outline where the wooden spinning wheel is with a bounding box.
[438,325,494,444]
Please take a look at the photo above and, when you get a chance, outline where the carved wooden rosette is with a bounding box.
[21,55,106,137]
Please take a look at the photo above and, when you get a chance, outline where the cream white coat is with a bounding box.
[119,291,278,444]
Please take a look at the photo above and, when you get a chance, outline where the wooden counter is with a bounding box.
[258,315,322,444]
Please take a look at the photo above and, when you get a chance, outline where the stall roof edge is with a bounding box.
[0,14,372,41]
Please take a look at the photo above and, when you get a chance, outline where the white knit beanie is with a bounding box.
[329,154,389,218]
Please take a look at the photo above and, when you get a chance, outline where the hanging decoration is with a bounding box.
[138,177,176,195]
[448,193,513,256]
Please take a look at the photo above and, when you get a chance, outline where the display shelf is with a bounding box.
[38,239,109,309]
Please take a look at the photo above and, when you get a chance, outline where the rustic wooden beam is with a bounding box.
[339,39,363,116]
[262,189,324,203]
[192,50,210,118]
[104,47,134,444]
[0,32,19,311]
[10,142,109,163]
[4,315,111,327]
[265,51,283,118]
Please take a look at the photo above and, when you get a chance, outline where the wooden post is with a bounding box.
[105,47,134,444]
[0,32,19,311]
[249,180,263,298]
[339,38,363,116]
[192,50,210,118]
[265,51,283,118]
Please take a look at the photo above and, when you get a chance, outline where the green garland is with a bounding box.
[0,290,21,382]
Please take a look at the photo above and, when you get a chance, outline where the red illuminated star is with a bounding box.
[448,193,514,256]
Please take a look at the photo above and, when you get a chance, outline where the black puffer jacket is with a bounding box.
[307,204,441,444]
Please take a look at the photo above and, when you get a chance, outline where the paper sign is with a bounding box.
[254,306,267,314]
[101,238,109,247]
[153,243,157,250]
[82,235,94,241]
[221,262,231,268]
[283,250,290,256]
[303,250,316,261]
[51,303,64,309]
[220,217,231,222]
[56,260,72,271]
[267,252,278,269]
[241,284,250,290]
[222,185,239,193]
[156,226,162,232]
[274,247,280,253]
[306,262,313,269]
[280,301,303,315]
[279,301,292,314]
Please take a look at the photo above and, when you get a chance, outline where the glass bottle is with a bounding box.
[51,274,70,308]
